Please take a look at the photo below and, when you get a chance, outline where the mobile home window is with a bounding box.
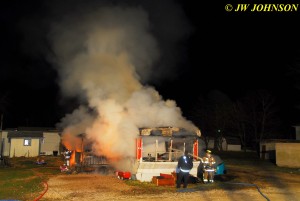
[24,139,31,146]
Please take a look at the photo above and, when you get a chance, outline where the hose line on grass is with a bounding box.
[33,181,48,201]
[225,182,270,201]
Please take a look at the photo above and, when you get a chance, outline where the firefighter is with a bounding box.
[176,150,193,188]
[202,149,216,183]
[63,149,72,167]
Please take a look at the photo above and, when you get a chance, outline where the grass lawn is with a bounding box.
[0,156,63,201]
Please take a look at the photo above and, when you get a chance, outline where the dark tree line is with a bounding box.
[190,89,286,152]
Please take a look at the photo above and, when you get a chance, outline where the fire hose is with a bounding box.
[224,182,270,201]
[186,153,270,200]
[171,149,270,200]
[33,181,48,201]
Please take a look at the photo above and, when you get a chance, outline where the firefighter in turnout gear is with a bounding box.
[202,149,216,183]
[63,149,72,167]
[176,150,193,188]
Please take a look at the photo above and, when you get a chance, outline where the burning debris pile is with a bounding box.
[48,2,199,173]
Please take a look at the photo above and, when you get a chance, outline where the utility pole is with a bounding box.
[0,114,3,158]
[0,114,3,131]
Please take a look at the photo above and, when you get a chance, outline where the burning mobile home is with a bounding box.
[63,127,204,182]
[135,127,227,182]
[134,127,203,181]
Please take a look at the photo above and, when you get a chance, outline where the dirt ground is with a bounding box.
[40,164,300,201]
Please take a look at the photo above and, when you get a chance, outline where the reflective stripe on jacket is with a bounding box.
[180,168,190,173]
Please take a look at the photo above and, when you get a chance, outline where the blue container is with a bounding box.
[0,200,21,201]
[216,162,226,175]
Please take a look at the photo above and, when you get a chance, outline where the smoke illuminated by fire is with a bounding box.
[50,2,199,170]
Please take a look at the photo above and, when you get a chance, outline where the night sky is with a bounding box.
[1,0,300,130]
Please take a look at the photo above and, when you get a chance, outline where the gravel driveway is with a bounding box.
[41,167,300,201]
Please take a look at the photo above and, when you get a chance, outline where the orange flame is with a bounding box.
[62,132,84,167]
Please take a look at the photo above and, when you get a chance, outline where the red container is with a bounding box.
[116,171,131,180]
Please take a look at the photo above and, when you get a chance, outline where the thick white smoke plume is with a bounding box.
[50,3,198,169]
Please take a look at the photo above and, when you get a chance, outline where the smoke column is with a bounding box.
[49,2,199,170]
